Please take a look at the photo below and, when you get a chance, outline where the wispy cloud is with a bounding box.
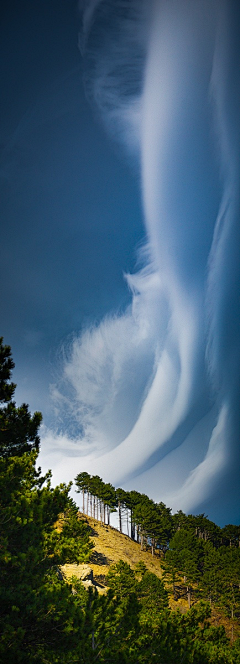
[40,0,240,522]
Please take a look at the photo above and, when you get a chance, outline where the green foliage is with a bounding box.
[222,525,240,548]
[0,340,93,661]
[134,560,147,576]
[99,564,237,664]
[137,570,169,630]
[0,337,42,457]
[75,470,91,494]
[166,529,204,584]
[217,547,240,621]
[75,472,116,524]
[199,541,222,604]
[57,506,94,563]
[133,494,158,542]
[107,560,137,598]
[0,337,15,402]
[0,451,93,662]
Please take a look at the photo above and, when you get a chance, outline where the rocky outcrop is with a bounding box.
[60,563,105,590]
[77,564,94,586]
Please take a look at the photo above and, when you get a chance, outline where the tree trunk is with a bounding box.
[118,501,122,533]
[231,601,234,643]
[131,513,135,540]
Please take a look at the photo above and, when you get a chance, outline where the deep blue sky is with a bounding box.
[0,0,144,416]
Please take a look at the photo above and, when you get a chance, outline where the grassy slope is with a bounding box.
[62,513,163,587]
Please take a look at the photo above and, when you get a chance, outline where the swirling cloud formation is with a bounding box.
[41,0,240,523]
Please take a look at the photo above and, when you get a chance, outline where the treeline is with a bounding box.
[75,471,240,552]
[75,470,173,552]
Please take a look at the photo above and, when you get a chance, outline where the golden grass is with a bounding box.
[62,512,163,587]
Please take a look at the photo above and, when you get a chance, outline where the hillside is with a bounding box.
[61,513,240,643]
[61,512,163,588]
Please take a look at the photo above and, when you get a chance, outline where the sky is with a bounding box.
[1,0,240,525]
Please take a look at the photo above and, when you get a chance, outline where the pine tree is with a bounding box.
[0,337,42,458]
[164,529,204,607]
[75,471,91,514]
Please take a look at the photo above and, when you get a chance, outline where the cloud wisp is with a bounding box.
[40,0,240,522]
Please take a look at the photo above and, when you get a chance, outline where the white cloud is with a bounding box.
[39,0,240,522]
